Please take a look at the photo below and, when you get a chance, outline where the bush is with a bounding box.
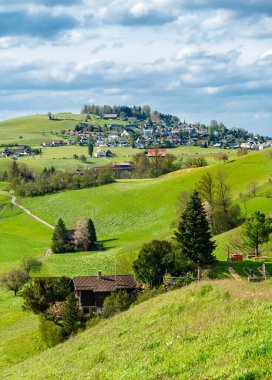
[39,316,65,347]
[102,291,131,318]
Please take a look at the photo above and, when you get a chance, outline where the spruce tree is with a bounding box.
[62,293,82,335]
[51,218,69,253]
[175,191,217,266]
[87,219,97,248]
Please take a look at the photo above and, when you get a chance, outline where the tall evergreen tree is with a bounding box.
[175,191,217,266]
[87,219,97,248]
[62,293,82,335]
[51,218,69,253]
[88,141,94,157]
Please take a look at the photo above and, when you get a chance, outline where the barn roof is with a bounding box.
[73,274,138,292]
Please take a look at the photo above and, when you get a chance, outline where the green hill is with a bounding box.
[18,149,272,277]
[2,280,272,379]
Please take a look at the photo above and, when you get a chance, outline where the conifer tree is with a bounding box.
[175,191,217,266]
[51,218,69,253]
[62,293,82,335]
[87,219,97,248]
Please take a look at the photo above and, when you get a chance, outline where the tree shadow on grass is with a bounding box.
[98,238,119,251]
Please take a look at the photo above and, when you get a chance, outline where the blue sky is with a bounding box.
[0,0,271,134]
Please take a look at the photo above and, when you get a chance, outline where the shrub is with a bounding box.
[39,316,65,347]
[102,291,131,318]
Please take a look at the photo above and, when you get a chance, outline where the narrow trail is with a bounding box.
[10,196,54,230]
[41,248,52,260]
[228,267,243,281]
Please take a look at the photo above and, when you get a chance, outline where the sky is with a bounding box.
[0,0,271,135]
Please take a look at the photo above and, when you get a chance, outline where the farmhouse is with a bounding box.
[73,272,138,314]
[103,113,118,120]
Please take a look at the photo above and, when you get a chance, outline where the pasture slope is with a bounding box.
[19,148,272,277]
[2,280,272,380]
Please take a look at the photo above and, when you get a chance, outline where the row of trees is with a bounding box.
[52,218,97,253]
[7,162,115,197]
[132,152,181,178]
[81,104,152,120]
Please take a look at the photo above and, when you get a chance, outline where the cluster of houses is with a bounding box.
[0,145,40,159]
[42,117,271,151]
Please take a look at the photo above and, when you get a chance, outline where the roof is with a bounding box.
[147,148,167,157]
[73,275,138,292]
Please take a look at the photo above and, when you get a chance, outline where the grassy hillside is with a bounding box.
[0,287,45,370]
[2,280,272,379]
[0,194,52,275]
[18,149,272,276]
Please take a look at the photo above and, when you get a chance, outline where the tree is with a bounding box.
[237,147,248,157]
[242,211,272,256]
[197,172,215,231]
[73,219,91,251]
[62,293,82,335]
[23,277,72,314]
[88,142,94,157]
[0,268,29,296]
[87,219,97,248]
[175,191,217,266]
[9,161,20,180]
[215,152,229,163]
[102,291,131,318]
[51,218,69,253]
[133,240,188,285]
[20,257,42,274]
[213,170,232,233]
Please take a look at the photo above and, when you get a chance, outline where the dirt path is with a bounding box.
[11,196,54,230]
[41,248,52,260]
[228,267,243,281]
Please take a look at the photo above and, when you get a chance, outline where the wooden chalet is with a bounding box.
[73,272,138,314]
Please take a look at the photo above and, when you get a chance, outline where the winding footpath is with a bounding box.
[11,196,54,230]
[10,195,54,258]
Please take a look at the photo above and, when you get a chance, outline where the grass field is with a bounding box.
[2,280,272,379]
[0,287,45,370]
[16,149,272,277]
[0,195,52,275]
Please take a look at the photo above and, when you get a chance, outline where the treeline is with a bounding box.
[4,162,115,197]
[81,104,180,123]
[81,104,151,120]
[132,152,181,177]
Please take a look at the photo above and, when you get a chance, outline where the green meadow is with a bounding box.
[2,280,272,379]
[0,195,52,275]
[17,149,272,277]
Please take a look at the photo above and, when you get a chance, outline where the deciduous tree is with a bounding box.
[243,211,272,256]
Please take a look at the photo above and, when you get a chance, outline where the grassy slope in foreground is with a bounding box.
[20,149,272,276]
[0,287,45,370]
[2,280,272,380]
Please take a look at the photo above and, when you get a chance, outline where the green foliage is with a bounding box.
[51,218,69,253]
[20,257,42,274]
[88,142,94,157]
[173,272,195,288]
[23,277,72,314]
[97,165,115,185]
[175,191,217,266]
[39,315,65,347]
[0,268,29,296]
[133,240,189,285]
[243,211,272,256]
[102,291,131,318]
[62,293,83,336]
[185,156,208,168]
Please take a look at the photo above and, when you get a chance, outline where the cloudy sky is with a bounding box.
[0,0,271,134]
